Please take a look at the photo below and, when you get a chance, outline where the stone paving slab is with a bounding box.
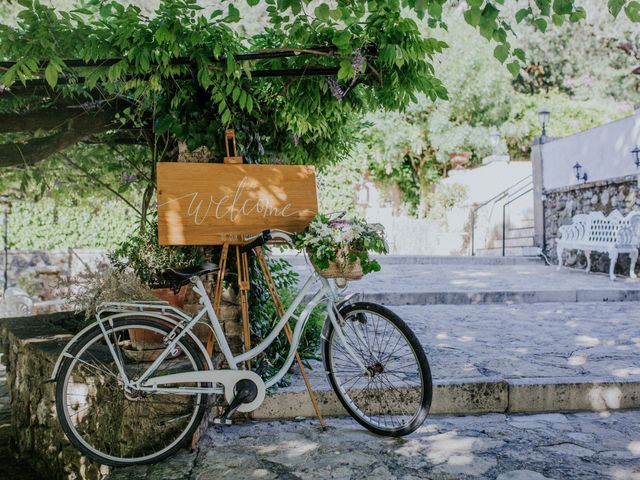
[287,258,640,305]
[254,301,640,418]
[107,410,640,480]
[283,301,640,390]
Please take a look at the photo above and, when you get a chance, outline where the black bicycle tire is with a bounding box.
[55,318,208,466]
[323,302,432,437]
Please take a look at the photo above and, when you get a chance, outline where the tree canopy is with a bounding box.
[0,0,637,219]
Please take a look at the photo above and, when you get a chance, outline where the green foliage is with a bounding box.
[7,198,136,249]
[1,0,633,175]
[0,0,453,172]
[359,11,634,216]
[0,0,634,221]
[247,254,324,386]
[109,216,206,287]
[422,182,468,225]
[508,0,639,102]
[316,146,368,214]
[368,155,422,215]
[0,142,151,213]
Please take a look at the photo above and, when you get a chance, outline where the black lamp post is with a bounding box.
[573,162,588,182]
[538,107,551,256]
[538,106,550,139]
[632,146,640,168]
[490,128,500,156]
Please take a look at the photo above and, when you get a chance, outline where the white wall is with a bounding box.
[542,109,640,191]
[359,161,535,255]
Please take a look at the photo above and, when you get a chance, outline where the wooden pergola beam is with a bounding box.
[0,47,343,70]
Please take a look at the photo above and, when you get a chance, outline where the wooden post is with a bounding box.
[255,246,326,430]
[236,245,252,370]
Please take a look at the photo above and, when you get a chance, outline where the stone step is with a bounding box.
[348,288,640,306]
[259,300,640,419]
[518,218,535,229]
[256,375,640,419]
[280,254,544,266]
[506,227,535,239]
[488,236,535,248]
[475,246,541,257]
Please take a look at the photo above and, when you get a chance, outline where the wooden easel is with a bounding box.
[191,130,325,449]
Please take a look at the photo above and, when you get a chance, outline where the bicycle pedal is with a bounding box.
[213,417,233,425]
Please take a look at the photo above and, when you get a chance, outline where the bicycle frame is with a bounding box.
[98,266,368,396]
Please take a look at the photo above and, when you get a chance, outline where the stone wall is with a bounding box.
[1,249,107,290]
[0,309,244,480]
[0,312,109,480]
[543,175,640,275]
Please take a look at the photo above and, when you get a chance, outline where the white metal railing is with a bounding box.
[470,175,533,255]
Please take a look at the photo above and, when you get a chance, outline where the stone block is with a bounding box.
[507,376,640,413]
[255,377,508,419]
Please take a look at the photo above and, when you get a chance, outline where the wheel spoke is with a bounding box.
[57,320,206,465]
[327,306,431,435]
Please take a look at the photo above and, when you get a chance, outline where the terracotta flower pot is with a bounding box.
[449,151,472,170]
[152,285,188,308]
[127,285,188,358]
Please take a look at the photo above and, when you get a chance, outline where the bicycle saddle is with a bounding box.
[162,263,219,291]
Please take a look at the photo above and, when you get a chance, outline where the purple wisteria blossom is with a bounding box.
[352,48,365,74]
[292,133,300,146]
[119,173,137,185]
[327,77,344,101]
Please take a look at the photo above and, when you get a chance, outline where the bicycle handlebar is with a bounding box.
[240,229,294,253]
[240,230,271,253]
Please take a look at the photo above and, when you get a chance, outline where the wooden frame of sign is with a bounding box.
[159,131,325,448]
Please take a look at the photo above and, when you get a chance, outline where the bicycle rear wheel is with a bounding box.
[55,318,208,466]
[323,302,432,436]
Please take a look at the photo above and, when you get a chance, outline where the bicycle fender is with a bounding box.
[50,312,214,381]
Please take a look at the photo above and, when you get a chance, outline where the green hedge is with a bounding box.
[6,200,137,250]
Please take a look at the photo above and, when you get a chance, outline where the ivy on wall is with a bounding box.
[6,199,136,250]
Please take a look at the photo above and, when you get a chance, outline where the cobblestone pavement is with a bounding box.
[284,301,640,393]
[287,259,640,295]
[109,410,640,480]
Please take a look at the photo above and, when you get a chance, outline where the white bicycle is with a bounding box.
[51,230,432,466]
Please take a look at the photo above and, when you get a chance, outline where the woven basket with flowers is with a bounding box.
[293,213,388,285]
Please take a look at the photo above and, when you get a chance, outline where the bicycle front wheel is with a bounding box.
[55,318,208,466]
[323,302,432,436]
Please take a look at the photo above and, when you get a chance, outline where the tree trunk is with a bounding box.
[0,108,120,167]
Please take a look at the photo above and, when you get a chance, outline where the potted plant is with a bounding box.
[110,218,206,304]
[293,213,388,287]
[70,264,175,358]
[448,151,472,170]
[109,218,207,347]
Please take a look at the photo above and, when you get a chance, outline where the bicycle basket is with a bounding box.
[312,256,363,281]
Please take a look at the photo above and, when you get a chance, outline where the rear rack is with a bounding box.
[96,301,192,321]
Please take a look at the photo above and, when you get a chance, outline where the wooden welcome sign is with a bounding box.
[157,162,318,245]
